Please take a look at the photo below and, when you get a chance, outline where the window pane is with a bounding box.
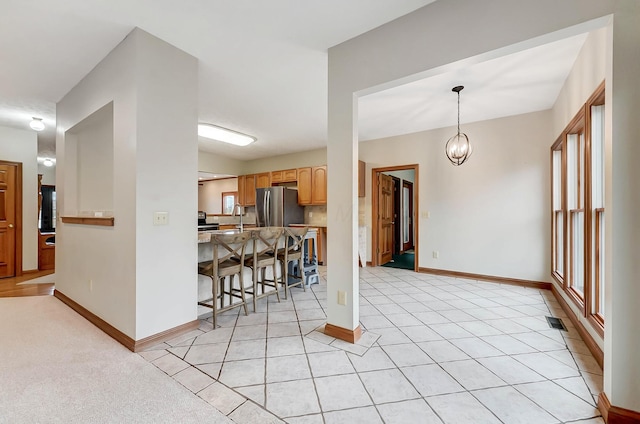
[555,211,563,275]
[572,211,585,297]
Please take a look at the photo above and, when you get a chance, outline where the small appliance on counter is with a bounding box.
[197,211,219,231]
[255,187,304,227]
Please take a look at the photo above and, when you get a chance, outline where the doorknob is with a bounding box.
[8,224,14,228]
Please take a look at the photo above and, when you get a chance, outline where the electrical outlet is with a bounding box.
[338,290,347,305]
[153,211,169,225]
[422,211,430,219]
[433,251,439,259]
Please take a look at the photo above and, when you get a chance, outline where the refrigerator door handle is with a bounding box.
[266,190,271,227]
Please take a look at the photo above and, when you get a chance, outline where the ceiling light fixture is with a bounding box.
[43,158,54,167]
[198,124,256,146]
[30,117,45,131]
[445,86,472,166]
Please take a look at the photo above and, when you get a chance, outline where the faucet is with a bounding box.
[232,203,244,232]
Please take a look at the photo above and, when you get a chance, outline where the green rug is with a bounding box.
[382,253,415,270]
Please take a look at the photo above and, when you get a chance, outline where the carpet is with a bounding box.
[0,296,233,424]
[381,253,415,270]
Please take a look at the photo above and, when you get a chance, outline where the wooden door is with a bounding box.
[0,163,17,278]
[311,166,327,204]
[377,173,394,265]
[297,167,312,205]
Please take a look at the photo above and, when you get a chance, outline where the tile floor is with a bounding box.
[139,266,604,424]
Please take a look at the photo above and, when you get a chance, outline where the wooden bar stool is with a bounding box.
[277,227,308,299]
[198,231,251,328]
[244,227,284,311]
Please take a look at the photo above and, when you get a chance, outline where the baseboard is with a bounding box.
[324,323,362,343]
[366,261,372,267]
[54,289,199,352]
[551,284,604,369]
[22,269,40,275]
[54,289,136,350]
[599,392,640,423]
[418,267,552,291]
[133,320,199,352]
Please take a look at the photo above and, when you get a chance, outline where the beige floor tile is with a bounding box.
[382,343,434,367]
[515,380,600,422]
[347,347,395,372]
[449,337,504,358]
[401,364,465,397]
[308,350,355,377]
[266,354,311,383]
[236,384,266,406]
[173,366,215,393]
[323,406,382,424]
[512,352,580,379]
[477,355,545,384]
[183,342,228,365]
[315,373,372,411]
[198,381,246,415]
[265,379,320,417]
[480,334,538,355]
[152,353,190,376]
[226,339,267,361]
[195,362,222,379]
[426,392,501,424]
[358,368,420,404]
[219,358,266,387]
[457,321,503,336]
[399,325,443,342]
[416,340,470,363]
[267,335,305,357]
[229,400,284,424]
[440,359,506,390]
[377,399,443,424]
[472,386,558,424]
[429,323,475,339]
[284,414,324,424]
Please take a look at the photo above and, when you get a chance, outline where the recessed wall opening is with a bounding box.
[63,102,114,218]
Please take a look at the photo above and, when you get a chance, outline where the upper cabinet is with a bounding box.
[255,172,270,189]
[298,166,326,205]
[311,166,327,205]
[271,169,297,184]
[238,174,256,206]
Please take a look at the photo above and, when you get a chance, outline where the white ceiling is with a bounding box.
[1,1,587,162]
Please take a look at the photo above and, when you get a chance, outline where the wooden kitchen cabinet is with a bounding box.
[297,166,327,205]
[311,166,327,204]
[271,168,297,184]
[297,167,312,205]
[238,174,257,206]
[255,172,270,188]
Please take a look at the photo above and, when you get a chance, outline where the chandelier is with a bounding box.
[445,86,472,166]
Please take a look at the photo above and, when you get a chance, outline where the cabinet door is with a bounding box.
[244,174,256,206]
[282,168,297,182]
[311,166,327,205]
[270,170,283,184]
[237,175,246,206]
[297,167,312,205]
[256,172,270,188]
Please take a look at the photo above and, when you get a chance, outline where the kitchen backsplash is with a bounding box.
[304,205,327,226]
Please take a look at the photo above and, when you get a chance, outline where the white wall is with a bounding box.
[0,126,38,271]
[198,178,238,214]
[361,110,552,281]
[38,164,56,185]
[56,28,198,340]
[198,151,244,176]
[242,148,327,174]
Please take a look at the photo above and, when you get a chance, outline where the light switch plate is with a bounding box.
[338,290,347,305]
[153,211,169,225]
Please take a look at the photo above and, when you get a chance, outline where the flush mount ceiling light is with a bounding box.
[30,117,45,131]
[445,86,472,166]
[43,158,54,167]
[198,123,256,146]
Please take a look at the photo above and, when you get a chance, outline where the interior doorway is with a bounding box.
[371,164,418,271]
[0,161,23,278]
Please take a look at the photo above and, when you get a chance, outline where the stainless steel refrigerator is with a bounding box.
[256,187,304,227]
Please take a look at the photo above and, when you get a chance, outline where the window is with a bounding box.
[222,191,238,215]
[551,82,605,335]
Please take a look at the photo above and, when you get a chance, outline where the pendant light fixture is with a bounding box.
[445,86,472,166]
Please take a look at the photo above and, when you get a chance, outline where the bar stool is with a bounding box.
[277,227,308,299]
[198,231,251,328]
[244,227,284,311]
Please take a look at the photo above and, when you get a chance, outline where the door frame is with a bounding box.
[0,160,23,277]
[371,164,419,271]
